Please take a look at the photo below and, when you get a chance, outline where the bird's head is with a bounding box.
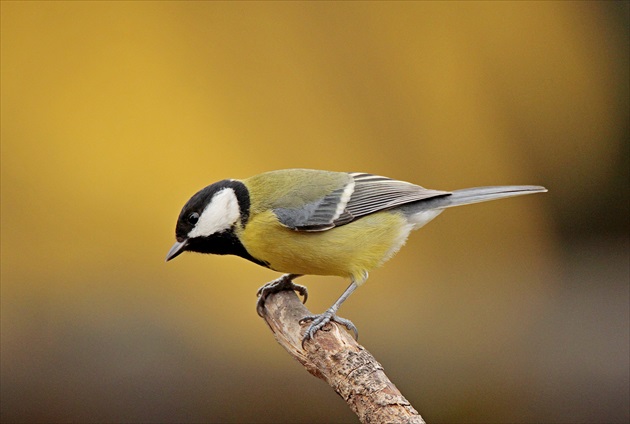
[166,180,250,261]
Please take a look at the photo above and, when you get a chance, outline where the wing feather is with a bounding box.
[275,172,450,231]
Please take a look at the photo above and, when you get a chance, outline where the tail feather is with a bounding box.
[442,185,547,208]
[401,185,547,220]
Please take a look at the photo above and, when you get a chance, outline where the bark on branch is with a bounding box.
[260,289,425,424]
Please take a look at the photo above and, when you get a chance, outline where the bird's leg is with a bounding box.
[300,280,359,346]
[256,273,306,317]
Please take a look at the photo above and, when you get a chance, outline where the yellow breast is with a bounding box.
[237,210,412,284]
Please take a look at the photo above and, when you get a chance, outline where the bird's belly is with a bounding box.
[239,210,412,283]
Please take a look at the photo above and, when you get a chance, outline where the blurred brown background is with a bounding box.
[1,2,628,423]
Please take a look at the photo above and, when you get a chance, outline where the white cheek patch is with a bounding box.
[187,188,240,238]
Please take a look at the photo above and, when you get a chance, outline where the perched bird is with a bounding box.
[166,169,546,344]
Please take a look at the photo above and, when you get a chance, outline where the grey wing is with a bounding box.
[273,182,354,231]
[275,173,451,232]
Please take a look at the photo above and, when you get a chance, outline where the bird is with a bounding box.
[166,169,546,344]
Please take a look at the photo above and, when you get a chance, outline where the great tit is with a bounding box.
[166,169,546,343]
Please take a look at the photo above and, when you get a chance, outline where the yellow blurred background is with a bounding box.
[1,2,628,423]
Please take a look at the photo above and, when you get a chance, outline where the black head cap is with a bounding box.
[166,179,264,266]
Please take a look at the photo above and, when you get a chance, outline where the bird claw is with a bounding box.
[300,311,359,347]
[256,274,308,317]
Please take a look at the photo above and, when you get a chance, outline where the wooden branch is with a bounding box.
[260,290,426,424]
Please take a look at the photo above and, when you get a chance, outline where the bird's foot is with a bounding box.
[300,310,358,347]
[256,274,307,317]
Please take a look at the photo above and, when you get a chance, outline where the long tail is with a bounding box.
[403,185,547,219]
[439,185,547,208]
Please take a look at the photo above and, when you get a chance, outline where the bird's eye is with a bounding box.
[187,212,200,225]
